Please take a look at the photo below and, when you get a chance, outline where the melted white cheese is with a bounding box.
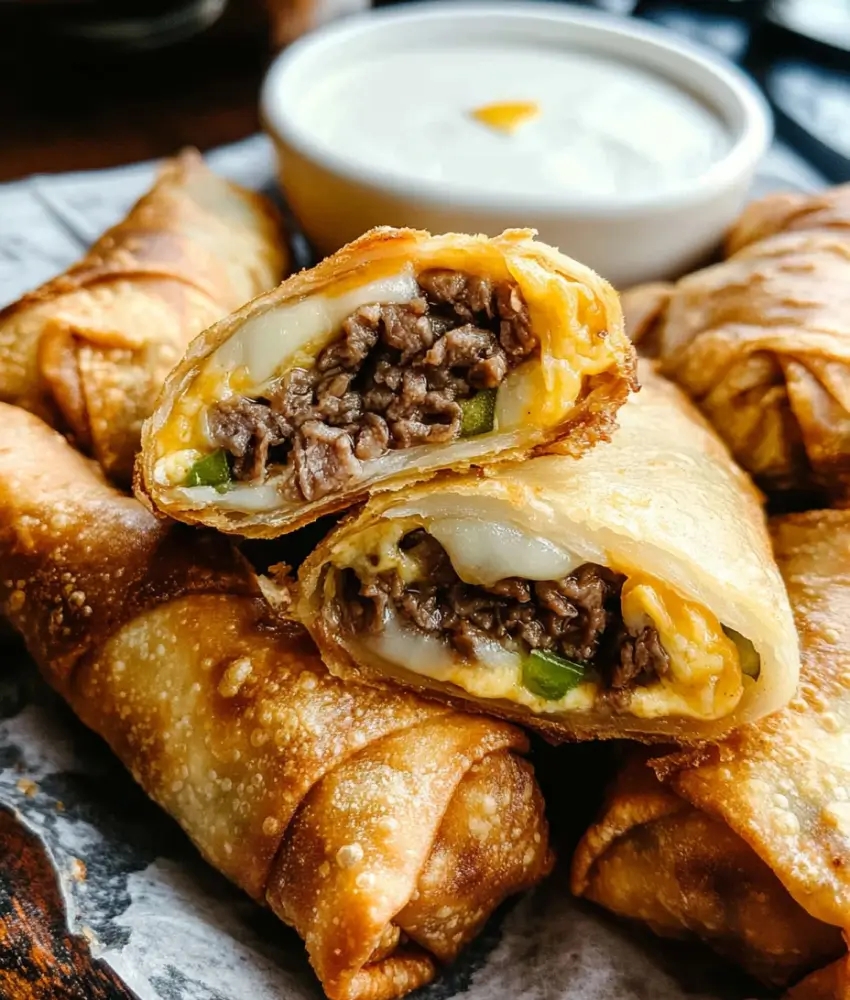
[428,517,579,585]
[213,266,419,386]
[359,609,596,713]
[174,481,285,511]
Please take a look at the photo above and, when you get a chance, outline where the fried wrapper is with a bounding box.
[787,960,850,1000]
[138,227,635,537]
[633,184,850,492]
[0,150,286,483]
[0,402,552,1000]
[620,281,672,356]
[572,509,850,993]
[296,364,798,742]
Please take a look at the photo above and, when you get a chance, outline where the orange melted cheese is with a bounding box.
[471,101,541,134]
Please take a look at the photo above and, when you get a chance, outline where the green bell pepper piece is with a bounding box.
[722,626,761,679]
[522,649,586,701]
[185,449,231,491]
[460,389,497,437]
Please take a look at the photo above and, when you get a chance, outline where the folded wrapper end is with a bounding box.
[270,716,553,1000]
[644,183,850,494]
[570,756,844,989]
[573,509,850,995]
[0,150,288,485]
[725,184,850,257]
[0,402,553,1000]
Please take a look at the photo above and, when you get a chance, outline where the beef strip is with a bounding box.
[292,421,361,502]
[207,398,291,483]
[205,269,537,499]
[340,530,671,696]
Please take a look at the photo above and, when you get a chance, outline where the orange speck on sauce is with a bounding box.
[470,101,540,135]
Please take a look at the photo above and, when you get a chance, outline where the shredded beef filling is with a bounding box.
[206,270,537,501]
[340,530,671,695]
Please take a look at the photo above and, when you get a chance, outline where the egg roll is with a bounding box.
[0,402,552,1000]
[572,509,850,992]
[296,365,798,741]
[787,960,850,1000]
[640,183,850,492]
[0,150,286,483]
[138,227,635,537]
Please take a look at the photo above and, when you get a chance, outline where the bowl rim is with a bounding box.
[260,0,773,219]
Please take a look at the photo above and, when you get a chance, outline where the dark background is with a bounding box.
[0,0,848,183]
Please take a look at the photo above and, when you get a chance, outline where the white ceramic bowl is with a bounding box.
[261,2,772,288]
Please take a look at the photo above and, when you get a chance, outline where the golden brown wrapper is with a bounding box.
[625,183,850,492]
[726,184,850,256]
[620,282,672,356]
[138,227,635,537]
[0,150,286,483]
[787,960,850,1000]
[572,509,850,993]
[0,403,552,1000]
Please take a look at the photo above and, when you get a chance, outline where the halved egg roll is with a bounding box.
[0,402,552,1000]
[138,227,635,536]
[297,365,799,741]
[572,509,850,993]
[639,183,850,492]
[0,150,286,483]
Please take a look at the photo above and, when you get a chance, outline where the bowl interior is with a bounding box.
[261,1,772,216]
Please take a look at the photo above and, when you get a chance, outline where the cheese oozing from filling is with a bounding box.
[153,267,552,510]
[330,516,751,721]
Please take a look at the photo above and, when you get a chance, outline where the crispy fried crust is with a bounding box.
[726,184,850,256]
[0,150,286,483]
[0,402,552,1000]
[571,756,844,987]
[624,184,850,492]
[619,281,673,357]
[137,226,636,537]
[572,510,850,993]
[785,958,850,1000]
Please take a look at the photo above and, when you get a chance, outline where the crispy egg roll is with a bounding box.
[0,402,552,1000]
[635,183,850,491]
[0,150,286,483]
[138,227,635,536]
[572,509,850,992]
[297,365,798,741]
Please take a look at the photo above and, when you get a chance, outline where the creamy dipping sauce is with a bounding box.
[296,43,731,201]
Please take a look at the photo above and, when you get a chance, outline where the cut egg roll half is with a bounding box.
[138,227,635,536]
[297,366,799,741]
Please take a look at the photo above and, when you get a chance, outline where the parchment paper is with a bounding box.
[0,133,824,1000]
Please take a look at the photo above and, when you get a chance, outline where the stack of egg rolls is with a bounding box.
[573,510,850,996]
[0,401,552,1000]
[624,183,850,494]
[138,227,636,534]
[295,365,799,742]
[0,150,287,483]
[9,149,847,1000]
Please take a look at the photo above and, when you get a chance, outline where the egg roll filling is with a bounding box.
[183,270,538,504]
[324,525,757,721]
